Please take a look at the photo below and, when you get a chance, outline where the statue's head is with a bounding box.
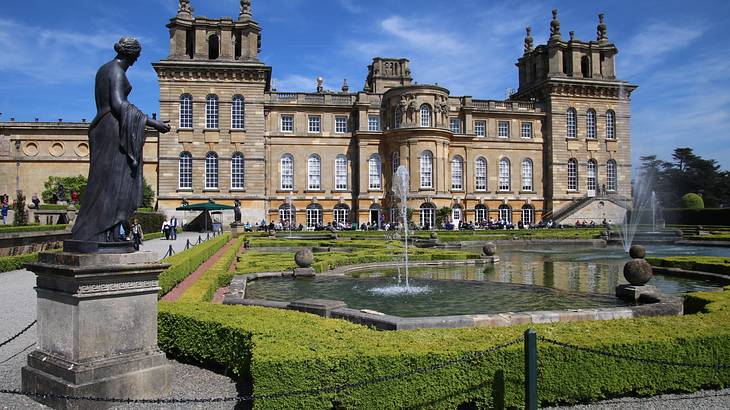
[114,37,142,65]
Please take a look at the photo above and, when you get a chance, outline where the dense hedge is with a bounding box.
[38,204,71,211]
[662,208,730,226]
[0,252,39,273]
[177,236,244,303]
[158,286,730,409]
[158,234,230,297]
[0,224,69,234]
[133,211,166,235]
[647,256,730,275]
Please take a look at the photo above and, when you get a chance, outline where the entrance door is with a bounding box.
[370,210,381,228]
[452,208,462,229]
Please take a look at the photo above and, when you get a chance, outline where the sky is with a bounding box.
[0,0,729,169]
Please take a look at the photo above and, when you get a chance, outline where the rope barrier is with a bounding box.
[539,336,730,369]
[0,337,523,404]
[0,320,36,350]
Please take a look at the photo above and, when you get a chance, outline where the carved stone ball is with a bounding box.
[430,232,438,239]
[623,259,653,286]
[629,245,646,259]
[483,242,497,256]
[294,249,314,268]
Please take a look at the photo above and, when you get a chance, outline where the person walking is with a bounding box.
[161,219,171,240]
[131,218,144,251]
[1,202,8,225]
[170,216,178,240]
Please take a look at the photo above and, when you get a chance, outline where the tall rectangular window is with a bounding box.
[281,155,294,190]
[281,115,293,132]
[587,110,597,139]
[521,122,533,139]
[475,158,487,191]
[368,156,381,190]
[205,153,219,189]
[567,160,578,191]
[606,111,616,140]
[205,96,219,129]
[368,115,380,131]
[450,118,461,134]
[335,116,348,133]
[474,121,486,137]
[231,96,245,129]
[308,115,321,133]
[179,95,193,129]
[451,157,463,190]
[607,161,618,192]
[231,153,244,189]
[335,156,348,190]
[420,152,433,189]
[498,121,510,138]
[499,159,511,191]
[179,153,192,189]
[307,156,321,190]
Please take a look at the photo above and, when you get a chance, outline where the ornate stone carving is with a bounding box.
[77,280,159,295]
[240,0,252,18]
[178,0,193,17]
[550,9,561,40]
[524,27,533,53]
[597,13,608,43]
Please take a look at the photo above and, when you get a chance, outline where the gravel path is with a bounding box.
[545,389,730,409]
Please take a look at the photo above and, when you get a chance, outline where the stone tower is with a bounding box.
[513,11,637,216]
[152,0,272,221]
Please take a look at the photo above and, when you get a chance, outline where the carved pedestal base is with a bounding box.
[230,223,242,238]
[480,255,500,263]
[22,249,172,410]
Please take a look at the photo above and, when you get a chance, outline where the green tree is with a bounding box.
[42,175,87,204]
[142,177,155,209]
[13,191,29,226]
[436,207,452,228]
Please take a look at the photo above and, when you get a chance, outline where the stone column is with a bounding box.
[22,251,172,410]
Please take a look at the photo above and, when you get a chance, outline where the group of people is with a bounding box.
[160,216,179,240]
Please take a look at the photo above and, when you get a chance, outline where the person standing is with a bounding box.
[161,219,171,240]
[131,218,144,251]
[170,216,178,240]
[0,202,7,224]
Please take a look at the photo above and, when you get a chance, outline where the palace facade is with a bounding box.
[0,2,636,228]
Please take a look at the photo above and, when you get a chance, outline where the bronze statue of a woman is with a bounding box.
[72,38,170,246]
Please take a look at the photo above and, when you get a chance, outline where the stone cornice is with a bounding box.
[153,61,271,83]
[516,78,637,101]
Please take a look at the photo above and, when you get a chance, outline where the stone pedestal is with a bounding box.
[480,255,500,263]
[22,250,172,410]
[293,267,316,277]
[230,223,242,238]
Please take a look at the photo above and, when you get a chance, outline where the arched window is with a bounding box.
[606,160,618,192]
[306,203,323,227]
[208,34,220,60]
[606,110,616,140]
[567,159,578,191]
[368,155,382,190]
[391,151,400,175]
[499,158,511,192]
[231,95,245,129]
[451,156,463,190]
[231,152,244,190]
[452,204,463,225]
[335,155,348,191]
[567,108,577,139]
[179,94,193,129]
[178,152,192,189]
[587,160,598,192]
[475,157,487,191]
[498,204,512,223]
[420,104,431,128]
[420,151,433,189]
[420,203,436,229]
[205,95,219,129]
[307,155,321,190]
[394,108,402,128]
[279,203,296,226]
[586,109,597,139]
[280,154,294,191]
[521,159,533,191]
[333,203,350,226]
[521,205,535,226]
[205,152,219,189]
[581,56,591,78]
[475,204,488,224]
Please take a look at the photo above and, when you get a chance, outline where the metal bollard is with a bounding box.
[185,239,191,250]
[524,329,538,410]
[207,232,211,240]
[197,235,202,244]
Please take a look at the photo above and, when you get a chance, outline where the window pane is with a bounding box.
[368,115,380,131]
[335,156,348,190]
[567,109,577,138]
[180,95,193,129]
[568,160,578,190]
[420,152,433,189]
[475,121,486,137]
[451,157,463,190]
[475,158,487,191]
[307,156,321,190]
[206,96,219,129]
[335,116,348,133]
[498,121,510,138]
[587,161,597,191]
[606,111,615,139]
[420,105,431,127]
[392,151,400,175]
[607,161,617,191]
[179,153,192,189]
[308,116,321,133]
[205,153,219,189]
[231,96,245,129]
[281,156,293,190]
[522,207,534,225]
[499,159,510,191]
[369,156,381,190]
[522,160,533,191]
[521,122,532,139]
[450,118,461,133]
[281,115,293,132]
[587,110,597,139]
[231,153,244,189]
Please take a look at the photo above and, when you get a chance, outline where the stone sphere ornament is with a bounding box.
[430,232,438,240]
[623,259,653,286]
[482,242,497,256]
[629,245,646,259]
[294,249,314,268]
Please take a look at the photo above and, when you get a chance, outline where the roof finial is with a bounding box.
[569,31,575,42]
[550,9,561,40]
[341,79,349,93]
[316,77,324,93]
[524,27,534,53]
[178,0,193,18]
[597,13,608,43]
[239,0,252,20]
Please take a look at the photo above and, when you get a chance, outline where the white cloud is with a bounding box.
[380,16,465,55]
[337,0,363,14]
[619,22,704,78]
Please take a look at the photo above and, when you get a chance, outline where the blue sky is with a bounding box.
[1,0,729,169]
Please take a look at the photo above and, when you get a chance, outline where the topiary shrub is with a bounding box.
[13,191,29,226]
[680,193,704,209]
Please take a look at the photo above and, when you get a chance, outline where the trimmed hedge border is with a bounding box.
[158,234,230,297]
[0,224,69,234]
[158,286,730,409]
[0,252,39,273]
[177,236,245,303]
[647,256,730,276]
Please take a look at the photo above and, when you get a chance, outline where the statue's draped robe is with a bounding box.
[72,94,146,242]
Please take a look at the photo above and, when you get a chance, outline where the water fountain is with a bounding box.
[369,166,430,296]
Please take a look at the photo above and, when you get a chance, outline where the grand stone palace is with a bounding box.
[0,2,636,228]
